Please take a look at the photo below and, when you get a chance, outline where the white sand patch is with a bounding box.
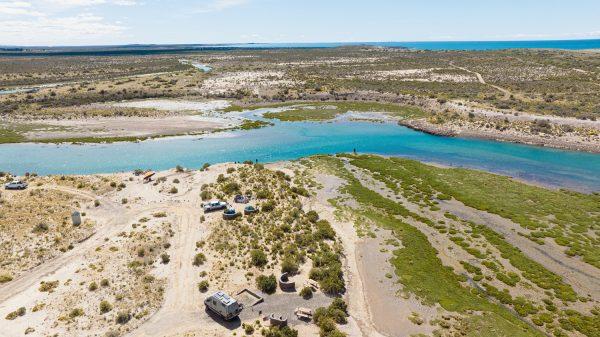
[201,71,301,95]
[113,100,230,112]
[355,68,477,83]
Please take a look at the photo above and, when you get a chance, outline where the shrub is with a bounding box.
[32,223,49,233]
[69,308,84,318]
[222,182,240,195]
[198,280,209,292]
[243,323,254,335]
[264,326,298,337]
[175,165,184,172]
[306,210,319,223]
[200,190,211,201]
[94,200,101,207]
[161,253,170,264]
[256,190,270,199]
[281,258,299,275]
[202,163,211,171]
[88,282,98,291]
[0,273,13,284]
[299,286,313,299]
[256,274,277,294]
[193,253,206,266]
[315,220,336,240]
[261,201,275,212]
[169,187,178,194]
[116,311,131,324]
[100,279,110,287]
[39,280,59,292]
[99,301,113,314]
[5,307,26,320]
[250,249,268,267]
[121,198,128,204]
[291,186,309,197]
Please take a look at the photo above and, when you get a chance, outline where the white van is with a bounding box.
[204,291,243,320]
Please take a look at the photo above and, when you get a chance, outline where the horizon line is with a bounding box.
[3,37,600,49]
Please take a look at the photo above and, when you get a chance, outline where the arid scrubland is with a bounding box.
[0,47,598,151]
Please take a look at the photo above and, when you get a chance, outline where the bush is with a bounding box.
[175,165,184,172]
[94,200,101,207]
[99,301,113,314]
[0,273,13,283]
[222,182,240,195]
[198,280,209,292]
[299,286,313,299]
[306,210,319,223]
[5,307,26,320]
[202,163,211,171]
[169,187,178,194]
[32,222,49,233]
[88,282,98,291]
[264,326,298,337]
[69,308,84,318]
[315,220,336,240]
[250,249,268,267]
[100,279,110,287]
[161,253,170,264]
[193,253,206,266]
[261,201,275,212]
[256,190,270,199]
[281,258,299,275]
[256,274,277,294]
[243,323,254,335]
[116,311,131,324]
[200,190,211,200]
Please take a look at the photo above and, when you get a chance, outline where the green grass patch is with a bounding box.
[343,154,600,270]
[312,156,544,337]
[226,101,427,122]
[235,119,274,130]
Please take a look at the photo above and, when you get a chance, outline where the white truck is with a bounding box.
[4,180,28,190]
[204,291,243,320]
[202,200,227,213]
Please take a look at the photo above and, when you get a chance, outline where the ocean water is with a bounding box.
[225,39,600,51]
[1,118,599,192]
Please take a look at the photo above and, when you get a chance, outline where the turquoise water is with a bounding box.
[0,118,599,192]
[225,39,600,51]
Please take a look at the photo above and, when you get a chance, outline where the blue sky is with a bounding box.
[0,0,599,46]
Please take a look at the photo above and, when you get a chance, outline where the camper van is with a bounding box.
[204,291,243,320]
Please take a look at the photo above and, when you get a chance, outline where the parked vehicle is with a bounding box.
[223,208,240,220]
[204,291,243,320]
[244,205,258,215]
[234,194,250,204]
[202,201,227,213]
[4,180,28,190]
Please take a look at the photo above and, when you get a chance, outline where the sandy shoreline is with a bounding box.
[400,118,600,154]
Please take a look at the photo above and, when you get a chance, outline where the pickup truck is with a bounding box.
[4,180,28,190]
[202,201,227,213]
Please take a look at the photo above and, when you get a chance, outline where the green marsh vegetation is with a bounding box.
[308,155,599,337]
[224,101,428,122]
[344,155,600,269]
